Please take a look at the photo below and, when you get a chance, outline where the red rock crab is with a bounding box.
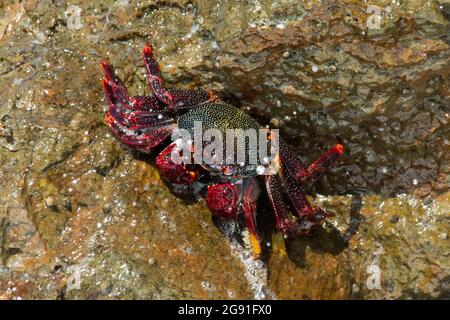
[101,44,344,257]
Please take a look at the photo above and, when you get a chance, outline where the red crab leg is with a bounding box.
[101,61,135,110]
[169,89,218,109]
[102,79,173,130]
[121,89,217,117]
[129,95,168,112]
[265,175,300,235]
[279,170,333,226]
[101,61,168,113]
[280,139,344,187]
[142,44,175,106]
[104,112,173,153]
[142,45,218,109]
[296,144,344,185]
[155,142,200,184]
[240,178,261,258]
[279,170,314,217]
[279,138,308,178]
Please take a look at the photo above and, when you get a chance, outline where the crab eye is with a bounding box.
[222,166,236,176]
[188,171,197,179]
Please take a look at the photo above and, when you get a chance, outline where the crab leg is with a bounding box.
[130,95,168,112]
[102,79,173,130]
[279,138,308,178]
[265,175,299,235]
[101,61,169,114]
[142,44,174,106]
[142,44,218,109]
[279,170,314,217]
[280,139,343,187]
[101,61,135,110]
[278,170,333,227]
[296,144,344,185]
[169,89,219,109]
[104,112,173,153]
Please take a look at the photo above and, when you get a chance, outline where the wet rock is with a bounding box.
[267,192,450,299]
[0,0,449,299]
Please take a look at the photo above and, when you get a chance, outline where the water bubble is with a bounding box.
[227,289,236,298]
[147,257,156,266]
[256,165,265,175]
[45,196,55,207]
[201,281,214,292]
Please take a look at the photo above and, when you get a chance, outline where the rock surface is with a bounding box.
[0,0,449,299]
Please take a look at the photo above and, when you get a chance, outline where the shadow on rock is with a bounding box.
[283,193,364,268]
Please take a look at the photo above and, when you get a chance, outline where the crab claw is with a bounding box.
[206,183,239,219]
[206,181,262,258]
[155,142,199,184]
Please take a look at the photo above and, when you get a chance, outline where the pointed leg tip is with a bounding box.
[100,60,109,70]
[103,112,115,127]
[101,79,110,92]
[100,60,115,78]
[143,44,153,55]
[334,143,344,155]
